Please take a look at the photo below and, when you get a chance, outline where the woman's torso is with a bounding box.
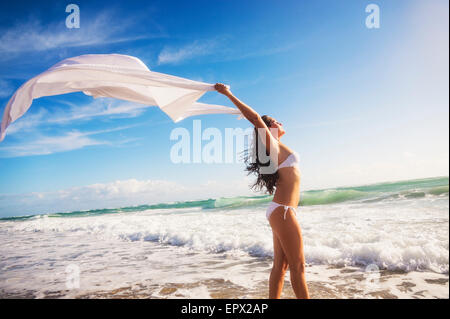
[272,143,301,207]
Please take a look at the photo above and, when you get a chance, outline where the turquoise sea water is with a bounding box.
[0,176,448,298]
[2,176,447,221]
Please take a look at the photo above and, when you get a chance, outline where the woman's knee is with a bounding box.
[289,261,306,274]
[272,260,289,274]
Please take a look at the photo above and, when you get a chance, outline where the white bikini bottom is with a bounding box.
[266,201,298,221]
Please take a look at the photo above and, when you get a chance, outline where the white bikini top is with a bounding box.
[278,151,300,169]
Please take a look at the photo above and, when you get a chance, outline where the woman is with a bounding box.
[215,83,310,299]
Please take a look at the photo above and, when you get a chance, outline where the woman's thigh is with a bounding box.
[269,207,306,267]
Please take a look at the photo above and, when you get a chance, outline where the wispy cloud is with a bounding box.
[0,131,106,157]
[0,79,14,98]
[157,38,220,65]
[0,124,140,158]
[6,98,151,136]
[156,36,299,65]
[226,41,299,61]
[0,9,164,58]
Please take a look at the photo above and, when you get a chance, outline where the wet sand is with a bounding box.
[1,265,447,299]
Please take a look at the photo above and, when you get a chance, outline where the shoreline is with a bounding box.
[1,265,447,299]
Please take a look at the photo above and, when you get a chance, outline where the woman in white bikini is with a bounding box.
[215,83,310,299]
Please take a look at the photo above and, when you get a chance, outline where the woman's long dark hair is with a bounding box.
[243,115,279,195]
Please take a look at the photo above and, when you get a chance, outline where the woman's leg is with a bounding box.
[269,231,289,298]
[269,207,310,299]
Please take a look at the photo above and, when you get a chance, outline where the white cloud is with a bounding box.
[0,124,140,157]
[0,10,163,57]
[0,131,106,157]
[0,97,151,158]
[156,36,299,65]
[0,176,255,217]
[157,39,220,65]
[48,98,150,122]
[226,42,299,61]
[6,98,150,136]
[5,108,49,135]
[0,79,14,98]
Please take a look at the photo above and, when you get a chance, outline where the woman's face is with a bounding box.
[269,118,285,138]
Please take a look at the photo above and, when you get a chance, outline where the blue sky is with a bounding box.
[0,0,448,217]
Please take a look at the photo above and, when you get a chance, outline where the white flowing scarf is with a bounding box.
[0,54,242,142]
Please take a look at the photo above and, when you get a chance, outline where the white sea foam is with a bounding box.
[2,197,449,273]
[0,195,448,298]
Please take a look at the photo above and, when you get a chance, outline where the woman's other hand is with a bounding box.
[214,83,232,96]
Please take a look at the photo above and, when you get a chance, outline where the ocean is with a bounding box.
[0,176,448,299]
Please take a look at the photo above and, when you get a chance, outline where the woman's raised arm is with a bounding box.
[214,83,280,154]
[214,83,261,125]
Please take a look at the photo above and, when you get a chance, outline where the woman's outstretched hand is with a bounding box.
[214,83,232,97]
